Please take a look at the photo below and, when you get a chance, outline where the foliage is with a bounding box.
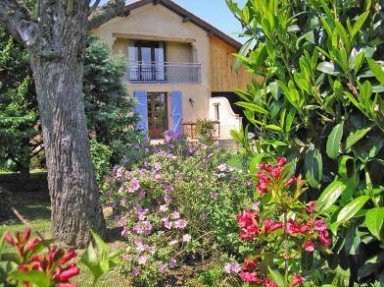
[0,27,39,176]
[105,133,254,286]
[81,230,122,287]
[90,138,113,187]
[228,0,384,284]
[0,32,139,182]
[195,119,216,145]
[83,36,139,165]
[0,228,79,287]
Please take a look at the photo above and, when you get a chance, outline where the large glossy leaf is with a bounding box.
[236,101,269,114]
[365,207,384,239]
[351,11,369,38]
[268,267,285,287]
[317,62,340,76]
[367,58,384,84]
[304,143,323,188]
[316,180,346,213]
[345,127,372,150]
[326,122,344,159]
[9,271,51,287]
[336,195,370,225]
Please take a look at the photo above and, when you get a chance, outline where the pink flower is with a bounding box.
[182,234,191,242]
[159,262,167,274]
[210,192,218,200]
[162,217,172,229]
[131,267,140,277]
[314,220,327,231]
[217,163,228,172]
[159,205,168,212]
[174,219,187,229]
[243,257,258,272]
[290,274,305,286]
[169,257,177,268]
[163,194,172,203]
[224,263,241,274]
[307,201,316,213]
[165,185,174,192]
[137,255,149,265]
[56,264,80,281]
[302,240,315,252]
[171,211,180,219]
[127,178,140,193]
[134,239,146,252]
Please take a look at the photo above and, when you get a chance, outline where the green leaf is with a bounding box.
[9,271,51,287]
[351,12,369,39]
[304,143,323,188]
[365,207,384,239]
[81,243,103,282]
[316,180,346,213]
[317,62,340,76]
[367,58,384,84]
[268,267,285,287]
[265,124,282,131]
[249,154,266,175]
[236,101,269,115]
[326,122,344,159]
[346,127,372,150]
[336,195,370,225]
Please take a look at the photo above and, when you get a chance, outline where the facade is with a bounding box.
[92,0,254,140]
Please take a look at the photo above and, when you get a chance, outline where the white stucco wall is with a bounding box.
[209,97,242,139]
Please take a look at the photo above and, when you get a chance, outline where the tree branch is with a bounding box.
[0,0,39,47]
[88,0,126,30]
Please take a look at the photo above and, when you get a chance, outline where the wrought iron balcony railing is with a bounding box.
[127,61,202,84]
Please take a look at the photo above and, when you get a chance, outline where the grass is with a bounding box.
[0,190,132,287]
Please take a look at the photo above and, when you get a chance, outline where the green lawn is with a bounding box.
[0,190,132,287]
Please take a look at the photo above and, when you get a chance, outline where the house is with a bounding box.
[92,0,254,140]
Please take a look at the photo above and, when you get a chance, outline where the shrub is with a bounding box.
[105,136,254,285]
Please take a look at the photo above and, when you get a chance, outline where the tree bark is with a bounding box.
[0,0,126,247]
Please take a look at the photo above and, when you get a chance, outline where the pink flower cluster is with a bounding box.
[4,228,79,287]
[256,157,296,197]
[238,257,305,286]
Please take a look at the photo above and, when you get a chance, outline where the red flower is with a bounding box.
[307,201,316,213]
[313,220,327,232]
[263,218,283,233]
[302,240,315,252]
[237,210,260,240]
[284,176,297,187]
[56,264,80,281]
[243,257,258,272]
[58,284,78,287]
[264,277,279,287]
[4,232,14,245]
[277,157,287,167]
[60,249,77,266]
[318,230,332,247]
[239,271,263,283]
[290,274,305,286]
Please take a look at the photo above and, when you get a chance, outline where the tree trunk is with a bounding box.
[30,53,106,247]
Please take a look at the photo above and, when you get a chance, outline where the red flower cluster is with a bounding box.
[256,157,296,197]
[238,257,305,286]
[4,228,79,287]
[237,210,260,240]
[287,216,332,251]
[237,211,284,240]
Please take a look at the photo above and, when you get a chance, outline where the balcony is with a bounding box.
[127,61,201,84]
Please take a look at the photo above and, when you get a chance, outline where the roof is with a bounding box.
[124,0,242,50]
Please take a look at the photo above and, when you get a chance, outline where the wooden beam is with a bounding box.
[112,33,196,43]
[182,16,190,23]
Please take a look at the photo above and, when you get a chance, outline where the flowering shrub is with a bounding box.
[105,139,254,286]
[232,158,332,286]
[0,228,79,287]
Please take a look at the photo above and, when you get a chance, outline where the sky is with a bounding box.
[98,0,247,43]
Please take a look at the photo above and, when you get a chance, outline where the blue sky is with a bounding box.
[98,0,247,43]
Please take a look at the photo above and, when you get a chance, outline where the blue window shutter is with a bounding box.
[170,91,182,135]
[134,91,148,132]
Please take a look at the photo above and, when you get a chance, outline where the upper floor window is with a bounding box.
[128,41,165,81]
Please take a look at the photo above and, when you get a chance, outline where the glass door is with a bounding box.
[147,92,168,138]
